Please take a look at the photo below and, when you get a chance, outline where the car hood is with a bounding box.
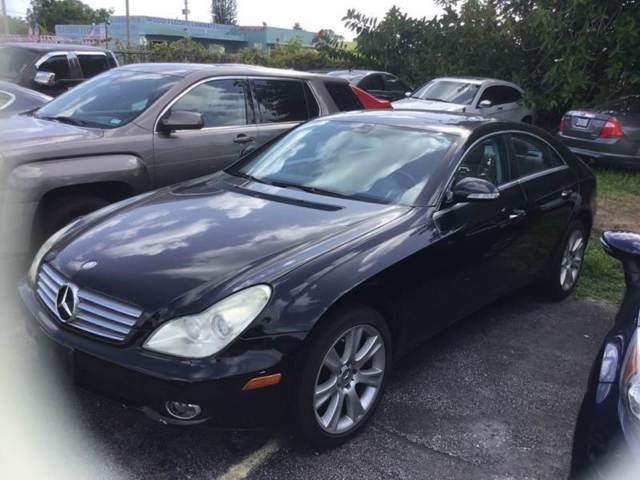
[393,98,466,112]
[0,114,102,154]
[50,173,409,314]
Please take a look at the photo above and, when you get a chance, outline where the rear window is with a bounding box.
[0,46,39,81]
[324,82,363,111]
[77,54,110,79]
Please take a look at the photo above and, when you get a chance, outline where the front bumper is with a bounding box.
[19,281,303,428]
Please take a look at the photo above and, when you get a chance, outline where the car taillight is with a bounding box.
[559,116,566,133]
[351,86,392,110]
[599,117,624,138]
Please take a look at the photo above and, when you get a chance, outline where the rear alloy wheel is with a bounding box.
[559,229,585,292]
[543,221,587,301]
[295,306,390,447]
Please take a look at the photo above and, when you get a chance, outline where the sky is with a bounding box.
[5,0,442,39]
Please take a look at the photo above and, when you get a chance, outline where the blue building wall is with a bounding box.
[55,16,315,53]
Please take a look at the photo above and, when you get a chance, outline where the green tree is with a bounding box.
[27,0,112,34]
[333,1,640,124]
[211,0,237,25]
[0,16,30,35]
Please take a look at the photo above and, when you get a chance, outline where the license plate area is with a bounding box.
[574,117,590,128]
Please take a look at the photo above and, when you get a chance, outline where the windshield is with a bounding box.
[35,69,179,128]
[0,46,39,81]
[412,80,480,105]
[232,119,454,206]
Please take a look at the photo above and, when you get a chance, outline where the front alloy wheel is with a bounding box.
[295,305,391,447]
[314,325,386,434]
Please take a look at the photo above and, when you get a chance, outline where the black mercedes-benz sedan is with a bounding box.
[20,110,596,446]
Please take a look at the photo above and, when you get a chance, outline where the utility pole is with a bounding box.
[125,0,131,49]
[182,0,190,21]
[1,0,9,36]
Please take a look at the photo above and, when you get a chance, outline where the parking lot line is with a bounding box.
[217,436,282,480]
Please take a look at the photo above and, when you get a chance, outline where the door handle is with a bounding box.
[560,190,572,199]
[508,209,526,221]
[233,134,254,144]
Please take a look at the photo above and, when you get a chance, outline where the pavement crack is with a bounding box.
[372,422,484,467]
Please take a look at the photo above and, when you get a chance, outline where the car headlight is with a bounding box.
[143,285,272,358]
[27,219,80,285]
[621,328,640,424]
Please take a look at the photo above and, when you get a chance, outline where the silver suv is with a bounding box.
[0,63,366,254]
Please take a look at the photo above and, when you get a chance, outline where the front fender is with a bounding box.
[5,154,150,203]
[246,208,437,342]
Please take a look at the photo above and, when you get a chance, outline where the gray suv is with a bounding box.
[0,63,365,254]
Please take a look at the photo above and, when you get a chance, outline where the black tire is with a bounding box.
[540,220,587,301]
[294,304,392,448]
[35,194,109,249]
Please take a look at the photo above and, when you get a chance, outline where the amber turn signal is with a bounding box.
[242,373,282,391]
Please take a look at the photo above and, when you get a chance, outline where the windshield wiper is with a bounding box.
[39,115,87,127]
[419,97,451,103]
[267,179,368,201]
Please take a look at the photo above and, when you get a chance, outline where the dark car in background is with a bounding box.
[0,43,118,96]
[558,96,640,169]
[322,69,412,101]
[0,81,51,117]
[20,110,595,447]
[0,63,370,254]
[570,231,640,478]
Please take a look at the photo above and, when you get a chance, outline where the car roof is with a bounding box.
[325,69,389,76]
[428,76,523,90]
[2,42,111,53]
[119,63,348,81]
[316,109,495,135]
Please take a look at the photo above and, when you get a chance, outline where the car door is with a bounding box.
[507,132,579,279]
[153,77,257,186]
[251,78,319,146]
[358,74,389,101]
[418,134,529,339]
[476,85,523,121]
[382,74,410,101]
[34,53,75,96]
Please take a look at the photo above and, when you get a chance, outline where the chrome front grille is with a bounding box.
[36,263,143,342]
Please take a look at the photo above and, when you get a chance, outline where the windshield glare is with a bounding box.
[35,70,179,128]
[234,120,454,206]
[0,46,38,81]
[413,80,480,105]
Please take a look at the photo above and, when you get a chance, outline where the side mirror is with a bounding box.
[451,177,500,202]
[404,91,412,97]
[158,110,204,134]
[34,71,56,87]
[478,99,492,109]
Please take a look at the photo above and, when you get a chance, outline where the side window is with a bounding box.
[171,78,247,128]
[303,82,320,119]
[0,91,13,110]
[384,74,408,92]
[77,54,110,79]
[38,55,71,80]
[253,79,309,123]
[454,136,511,186]
[503,87,522,104]
[324,82,363,111]
[509,134,563,178]
[360,74,385,91]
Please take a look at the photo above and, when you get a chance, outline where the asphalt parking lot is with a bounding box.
[5,286,615,480]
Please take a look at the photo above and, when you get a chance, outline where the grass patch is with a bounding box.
[575,168,640,303]
[594,169,640,198]
[577,239,625,303]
